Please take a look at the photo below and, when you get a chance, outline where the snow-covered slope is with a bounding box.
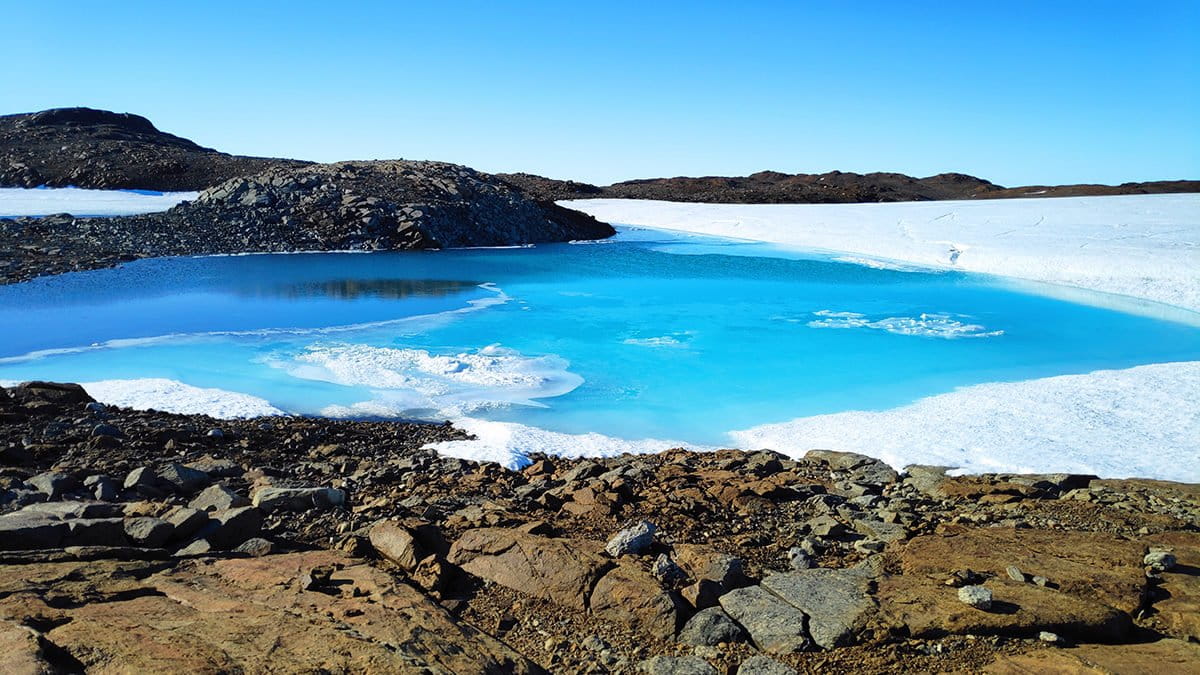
[0,187,197,217]
[567,194,1200,314]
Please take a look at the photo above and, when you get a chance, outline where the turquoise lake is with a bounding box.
[1,228,1198,445]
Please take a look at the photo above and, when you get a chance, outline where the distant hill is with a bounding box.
[499,170,1200,204]
[0,107,305,191]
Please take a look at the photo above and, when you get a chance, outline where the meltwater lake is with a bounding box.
[2,226,1199,456]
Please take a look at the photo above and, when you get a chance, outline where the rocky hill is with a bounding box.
[0,107,303,191]
[1,381,1197,673]
[500,170,1200,204]
[0,160,614,283]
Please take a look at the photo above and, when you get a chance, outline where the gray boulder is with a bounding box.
[738,655,799,675]
[0,511,68,550]
[760,568,875,650]
[638,655,718,675]
[189,484,250,512]
[718,586,811,654]
[678,607,747,646]
[252,486,346,513]
[124,517,174,548]
[606,520,656,557]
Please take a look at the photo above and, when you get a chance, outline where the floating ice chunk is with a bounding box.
[805,310,1003,339]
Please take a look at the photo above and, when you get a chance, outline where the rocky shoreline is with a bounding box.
[1,381,1196,673]
[0,160,613,284]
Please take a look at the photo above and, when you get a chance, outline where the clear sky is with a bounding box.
[4,1,1197,186]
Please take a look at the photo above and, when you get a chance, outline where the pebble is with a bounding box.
[957,585,993,610]
[1143,550,1177,572]
[1005,565,1025,582]
[1038,631,1061,644]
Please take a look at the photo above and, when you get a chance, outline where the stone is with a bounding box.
[957,585,993,610]
[638,655,719,675]
[234,538,274,557]
[738,655,799,675]
[27,471,76,499]
[787,548,814,570]
[189,484,250,512]
[185,457,242,478]
[448,528,611,611]
[157,463,211,494]
[1006,565,1025,582]
[22,500,124,519]
[0,511,67,550]
[761,568,876,649]
[91,423,121,437]
[674,544,750,590]
[590,563,683,640]
[164,506,209,542]
[1144,549,1177,572]
[65,518,127,547]
[1038,630,1060,643]
[1141,531,1200,641]
[0,620,50,674]
[252,486,346,513]
[718,585,812,654]
[681,580,724,610]
[605,520,656,557]
[369,520,425,571]
[651,553,686,583]
[83,474,120,501]
[175,538,213,556]
[199,507,263,550]
[804,450,899,484]
[983,638,1200,675]
[124,517,174,548]
[678,606,747,646]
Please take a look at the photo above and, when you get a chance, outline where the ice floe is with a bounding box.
[79,378,283,418]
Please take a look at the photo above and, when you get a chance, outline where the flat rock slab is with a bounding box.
[899,526,1146,615]
[0,620,48,675]
[983,638,1200,674]
[0,550,540,674]
[761,568,875,649]
[1141,530,1200,641]
[719,585,812,654]
[876,575,1130,641]
[448,527,611,611]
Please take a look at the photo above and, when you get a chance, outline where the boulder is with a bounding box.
[369,520,425,571]
[11,381,94,406]
[638,655,719,675]
[678,606,747,646]
[26,472,77,500]
[157,463,211,494]
[590,563,684,640]
[64,518,127,547]
[738,655,799,675]
[605,520,656,557]
[448,528,611,611]
[718,585,811,654]
[197,507,263,550]
[189,484,250,512]
[804,450,899,485]
[164,506,209,542]
[760,568,875,649]
[1141,531,1200,641]
[251,486,345,513]
[124,517,174,548]
[0,511,67,550]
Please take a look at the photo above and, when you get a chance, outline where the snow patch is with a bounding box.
[424,417,712,470]
[0,187,198,217]
[566,194,1200,315]
[730,361,1200,482]
[79,378,283,418]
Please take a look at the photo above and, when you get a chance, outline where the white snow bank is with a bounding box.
[79,378,283,418]
[731,361,1200,482]
[567,194,1200,314]
[0,187,198,217]
[425,417,710,470]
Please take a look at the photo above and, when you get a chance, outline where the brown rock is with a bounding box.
[984,638,1200,674]
[899,527,1146,615]
[1141,531,1200,641]
[368,520,424,571]
[7,551,540,674]
[590,563,684,640]
[0,621,49,675]
[448,528,611,610]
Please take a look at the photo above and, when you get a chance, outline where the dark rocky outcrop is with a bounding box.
[0,160,614,283]
[0,107,304,191]
[500,169,1200,204]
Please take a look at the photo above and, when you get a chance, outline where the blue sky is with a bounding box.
[4,2,1197,186]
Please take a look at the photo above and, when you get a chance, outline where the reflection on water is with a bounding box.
[238,278,481,300]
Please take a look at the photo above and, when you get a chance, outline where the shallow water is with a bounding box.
[2,228,1198,448]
